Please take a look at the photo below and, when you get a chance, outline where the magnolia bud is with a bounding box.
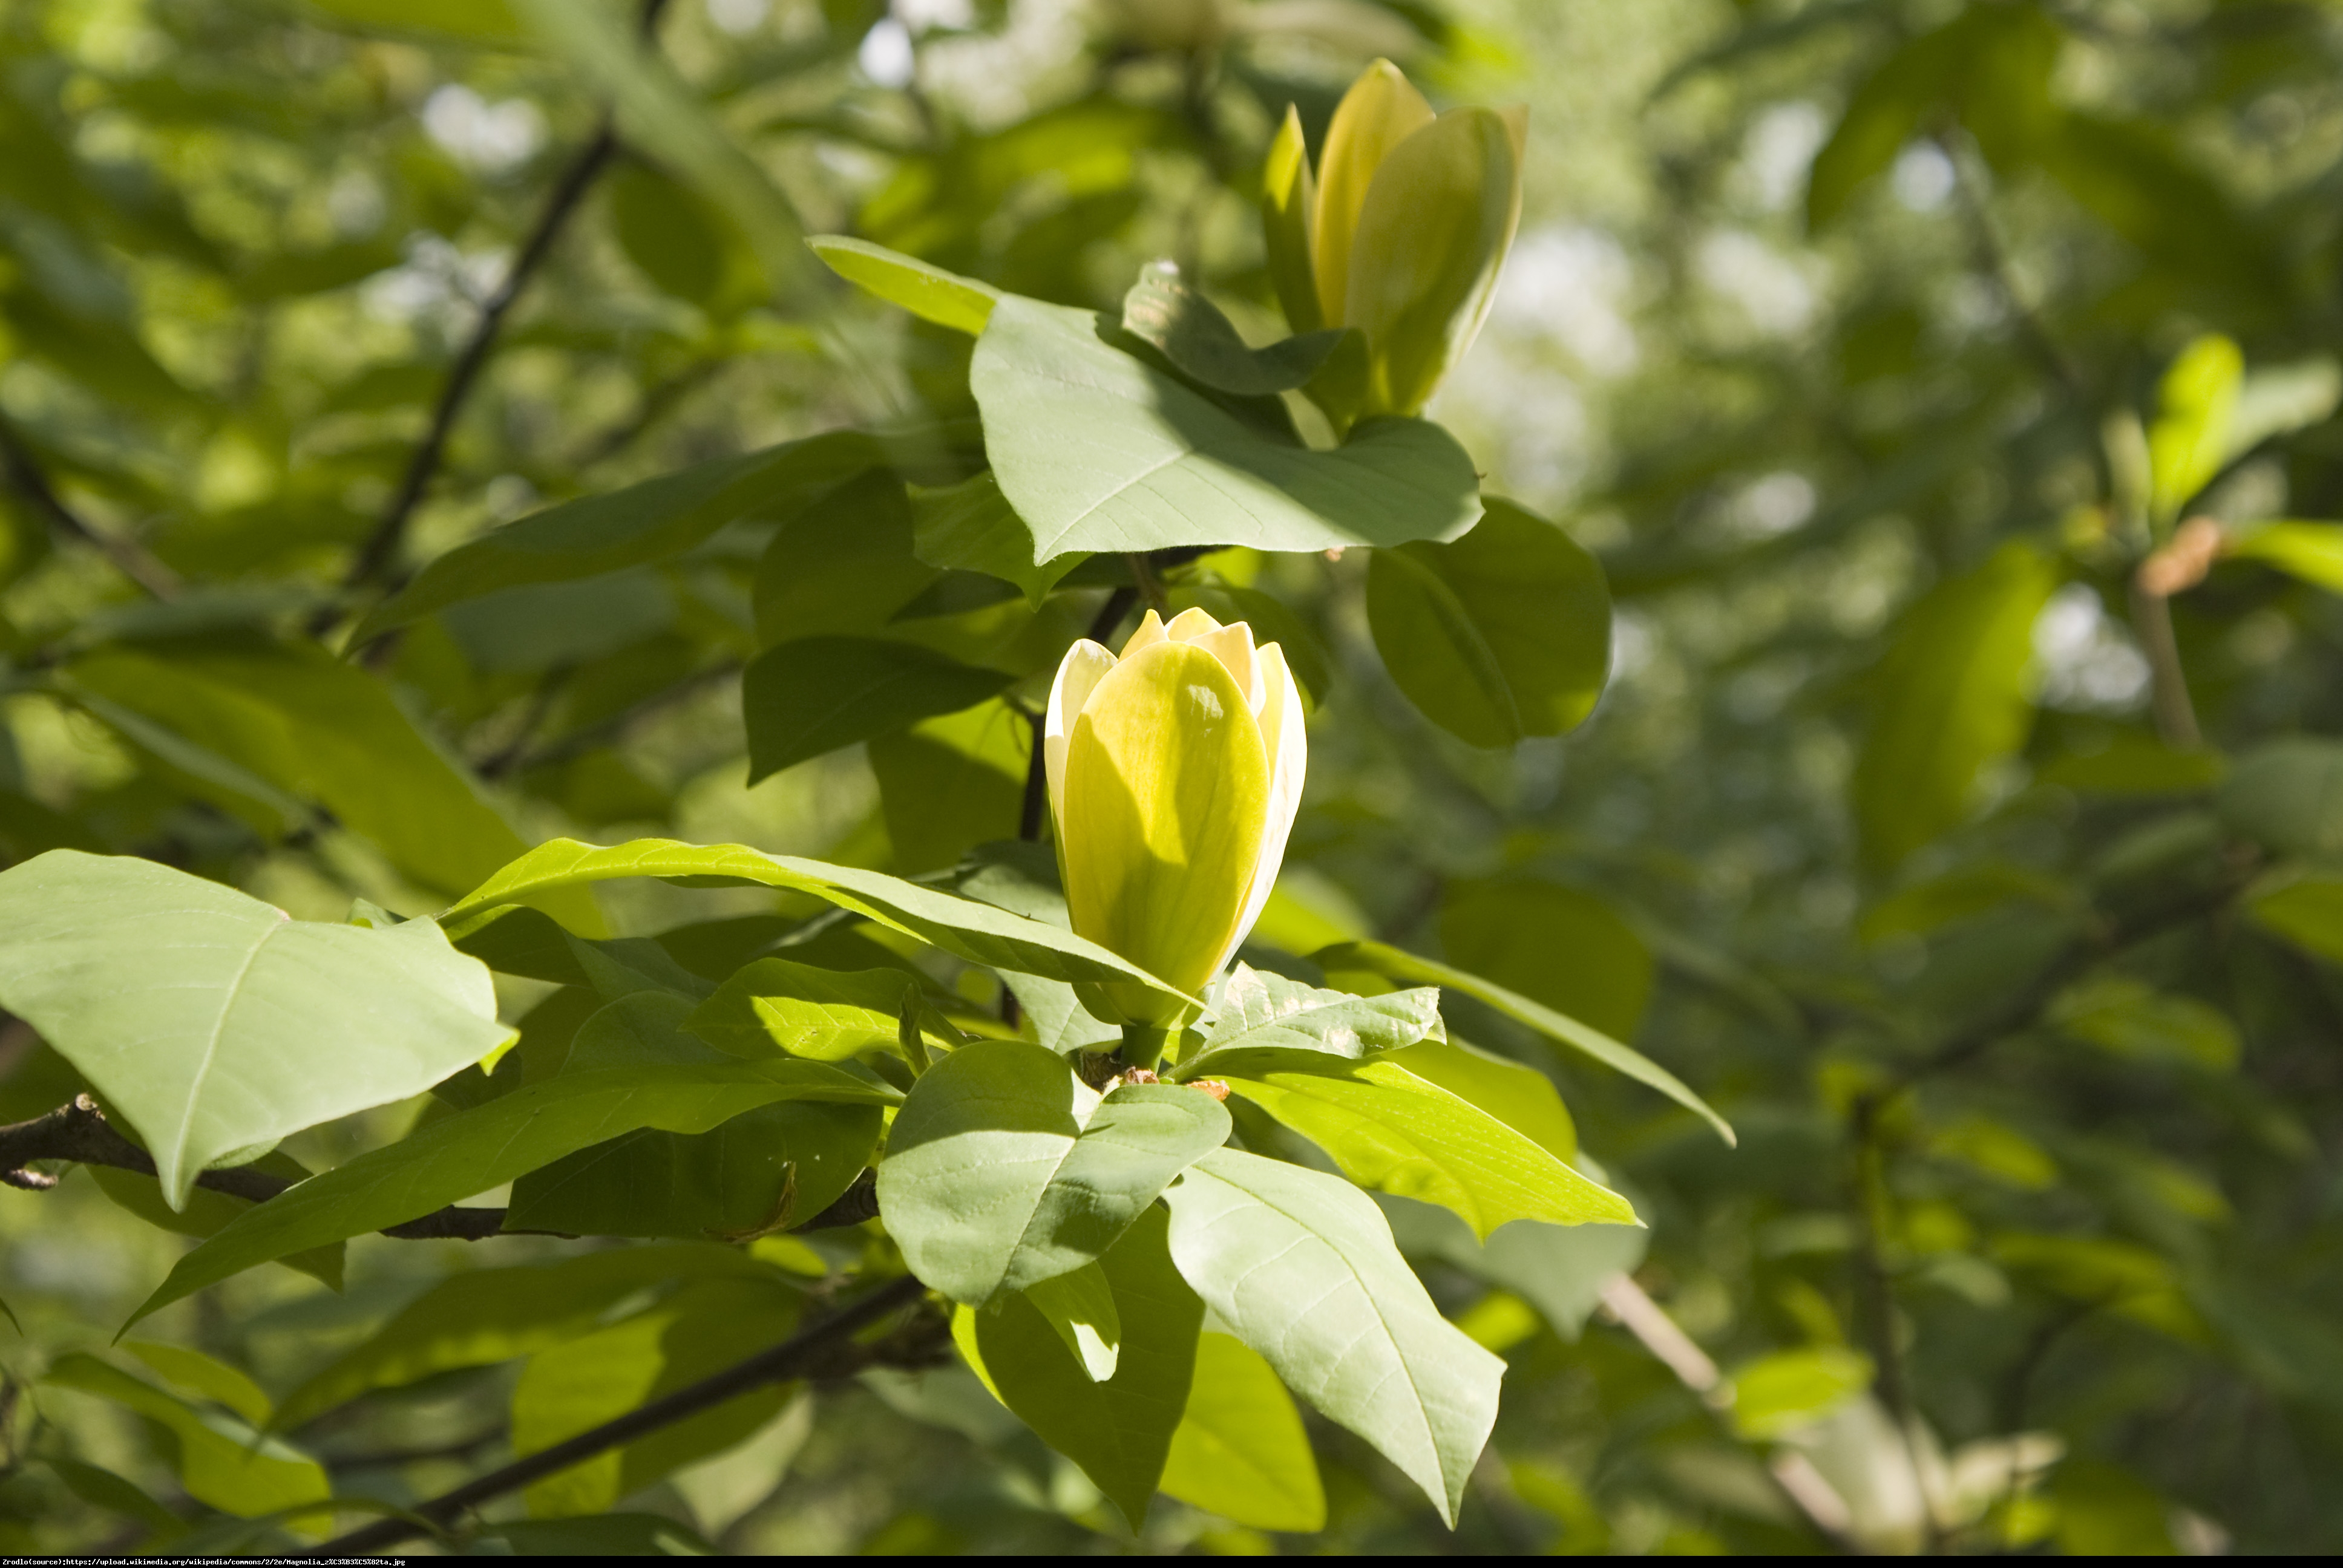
[1045,609,1307,1025]
[1263,60,1525,423]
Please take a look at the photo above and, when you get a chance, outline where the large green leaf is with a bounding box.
[1205,1052,1633,1236]
[66,637,587,916]
[909,471,1087,603]
[954,1205,1201,1529]
[44,1353,328,1520]
[879,1039,1229,1303]
[868,701,1031,875]
[512,1276,805,1518]
[1158,1332,1326,1533]
[687,958,917,1060]
[1380,1194,1648,1342]
[89,1155,344,1289]
[1365,498,1611,748]
[742,636,1011,782]
[272,1245,777,1431]
[1852,540,2060,871]
[1178,962,1444,1074]
[971,295,1481,559]
[446,837,1198,1009]
[1161,1148,1503,1527]
[1438,880,1653,1043]
[0,851,509,1207]
[2217,739,2343,859]
[1316,939,1735,1146]
[354,432,880,640]
[128,1059,894,1327]
[750,468,937,645]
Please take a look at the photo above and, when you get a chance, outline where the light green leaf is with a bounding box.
[0,851,510,1207]
[877,1039,1230,1303]
[2051,975,2240,1071]
[446,837,1199,1010]
[513,1276,805,1518]
[1439,880,1652,1043]
[1385,1037,1577,1164]
[2217,737,2343,858]
[2226,521,2343,593]
[808,235,1000,335]
[1366,498,1611,748]
[355,432,879,640]
[742,635,1011,782]
[67,638,589,918]
[1158,1331,1325,1533]
[272,1244,775,1431]
[1315,938,1735,1146]
[909,471,1087,604]
[1380,1194,1649,1342]
[1728,1347,1875,1441]
[1207,1052,1633,1236]
[44,1353,328,1520]
[123,1341,273,1426]
[128,1059,894,1328]
[687,958,916,1060]
[1179,962,1444,1073]
[972,295,1481,560]
[954,1205,1200,1529]
[1852,539,2059,871]
[2149,335,2243,524]
[1161,1148,1503,1527]
[1024,1260,1122,1382]
[868,701,1031,875]
[2248,875,2343,967]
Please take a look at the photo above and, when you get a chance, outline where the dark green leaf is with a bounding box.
[908,471,1086,604]
[1121,263,1348,396]
[1438,880,1653,1042]
[742,635,1011,781]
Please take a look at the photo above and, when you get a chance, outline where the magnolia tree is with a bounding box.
[0,53,1703,1550]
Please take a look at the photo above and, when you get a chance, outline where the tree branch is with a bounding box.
[330,0,673,615]
[0,414,184,600]
[308,1272,931,1555]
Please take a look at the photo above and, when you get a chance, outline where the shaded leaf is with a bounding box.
[44,1353,327,1520]
[1158,1331,1326,1533]
[742,635,1011,782]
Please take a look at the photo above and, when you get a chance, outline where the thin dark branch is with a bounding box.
[1017,706,1047,844]
[330,0,674,618]
[308,1273,930,1556]
[1086,584,1138,647]
[0,414,183,600]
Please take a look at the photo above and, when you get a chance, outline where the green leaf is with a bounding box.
[302,0,528,43]
[687,958,917,1060]
[89,1160,345,1289]
[44,1457,176,1530]
[2217,737,2343,858]
[122,1341,274,1426]
[1161,1148,1503,1527]
[1438,880,1653,1042]
[868,701,1032,875]
[1385,1037,1578,1163]
[128,1059,895,1328]
[1023,1259,1121,1382]
[2248,876,2343,967]
[272,1244,775,1431]
[1380,1194,1649,1342]
[1853,540,2059,871]
[67,637,588,916]
[972,295,1481,559]
[355,431,880,640]
[750,467,938,645]
[44,1353,329,1520]
[909,471,1087,604]
[0,851,510,1207]
[953,1205,1201,1529]
[1366,498,1611,748]
[1120,263,1348,396]
[2226,521,2343,594]
[609,162,744,307]
[1158,1331,1326,1533]
[742,635,1011,782]
[2149,335,2243,524]
[808,235,1000,336]
[512,1276,805,1517]
[1727,1347,1874,1441]
[446,837,1200,1010]
[2051,975,2240,1071]
[1315,939,1735,1147]
[2037,731,2226,795]
[943,843,1122,1054]
[1205,1052,1633,1236]
[877,1039,1230,1303]
[1179,962,1444,1073]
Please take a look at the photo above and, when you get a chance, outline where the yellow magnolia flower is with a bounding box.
[1045,609,1307,1025]
[1262,59,1525,424]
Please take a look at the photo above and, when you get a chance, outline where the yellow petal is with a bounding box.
[1044,638,1118,831]
[1162,606,1226,640]
[1262,104,1323,335]
[1219,639,1308,973]
[1061,640,1271,1021]
[1311,59,1435,331]
[1120,607,1168,657]
[1345,106,1522,418]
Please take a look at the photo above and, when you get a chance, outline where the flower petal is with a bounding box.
[1045,639,1118,831]
[1312,59,1435,331]
[1218,639,1309,973]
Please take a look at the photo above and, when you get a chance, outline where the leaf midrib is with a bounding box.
[165,912,285,1187]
